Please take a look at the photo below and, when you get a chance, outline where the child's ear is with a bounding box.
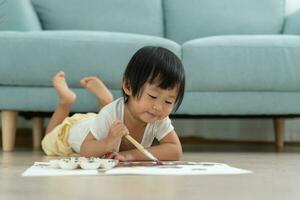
[122,78,132,96]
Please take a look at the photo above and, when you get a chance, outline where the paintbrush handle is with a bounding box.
[125,135,158,161]
[125,135,146,152]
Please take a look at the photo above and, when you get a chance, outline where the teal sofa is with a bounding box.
[1,0,299,151]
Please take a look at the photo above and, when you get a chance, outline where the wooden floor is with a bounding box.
[1,145,300,200]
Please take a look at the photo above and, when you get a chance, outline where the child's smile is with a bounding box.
[143,110,159,122]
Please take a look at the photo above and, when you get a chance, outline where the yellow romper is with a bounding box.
[41,113,97,156]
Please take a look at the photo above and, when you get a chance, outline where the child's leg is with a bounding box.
[45,71,77,134]
[80,76,113,109]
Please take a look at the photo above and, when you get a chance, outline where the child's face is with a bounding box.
[126,83,178,123]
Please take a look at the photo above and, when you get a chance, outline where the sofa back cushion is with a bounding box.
[0,0,41,31]
[31,0,164,37]
[164,0,285,44]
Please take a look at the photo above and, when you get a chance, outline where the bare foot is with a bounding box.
[80,76,113,107]
[52,71,76,105]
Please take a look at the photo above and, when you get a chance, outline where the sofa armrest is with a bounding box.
[283,0,300,35]
[284,12,300,34]
[0,0,41,31]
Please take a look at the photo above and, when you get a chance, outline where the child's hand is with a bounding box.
[104,151,133,161]
[106,120,129,148]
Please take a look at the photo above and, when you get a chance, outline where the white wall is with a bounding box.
[286,0,300,15]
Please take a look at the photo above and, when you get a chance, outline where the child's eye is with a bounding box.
[165,101,173,105]
[148,94,157,99]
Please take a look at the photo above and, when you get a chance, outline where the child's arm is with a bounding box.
[112,130,182,161]
[80,132,111,157]
[80,120,129,157]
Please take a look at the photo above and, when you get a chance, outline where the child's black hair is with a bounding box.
[122,46,185,112]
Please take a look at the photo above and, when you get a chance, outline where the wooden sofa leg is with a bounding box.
[32,117,44,149]
[273,118,285,152]
[1,111,18,151]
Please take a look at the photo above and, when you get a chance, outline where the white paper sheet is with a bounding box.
[106,162,251,175]
[22,161,251,176]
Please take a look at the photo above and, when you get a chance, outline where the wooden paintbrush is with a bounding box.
[125,134,161,164]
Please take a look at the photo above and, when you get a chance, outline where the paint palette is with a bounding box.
[48,157,118,170]
[59,159,79,170]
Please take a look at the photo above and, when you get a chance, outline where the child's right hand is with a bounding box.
[106,120,129,148]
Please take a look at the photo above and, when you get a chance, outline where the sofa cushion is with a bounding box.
[182,35,300,92]
[31,0,164,37]
[177,91,300,115]
[1,87,300,115]
[164,0,285,44]
[0,31,180,89]
[0,87,122,112]
[0,0,41,31]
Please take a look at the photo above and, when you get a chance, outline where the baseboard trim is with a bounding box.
[1,128,300,148]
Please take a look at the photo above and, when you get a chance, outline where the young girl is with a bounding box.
[42,46,185,161]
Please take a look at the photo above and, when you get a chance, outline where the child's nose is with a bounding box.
[153,102,162,111]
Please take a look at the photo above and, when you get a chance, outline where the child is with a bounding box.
[42,46,185,161]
